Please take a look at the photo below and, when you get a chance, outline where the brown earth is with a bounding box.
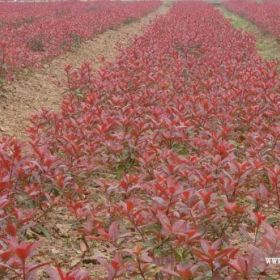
[0,2,170,140]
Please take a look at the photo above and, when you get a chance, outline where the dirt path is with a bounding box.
[0,2,170,140]
[218,6,280,61]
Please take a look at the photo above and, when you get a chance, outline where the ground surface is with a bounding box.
[0,3,170,140]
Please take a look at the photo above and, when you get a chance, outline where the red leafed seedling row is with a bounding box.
[0,1,160,81]
[1,1,280,279]
[225,0,280,40]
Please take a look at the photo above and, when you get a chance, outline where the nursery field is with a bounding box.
[1,0,280,279]
[0,1,160,80]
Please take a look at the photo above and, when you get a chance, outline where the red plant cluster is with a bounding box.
[225,0,280,39]
[2,1,280,279]
[0,0,160,81]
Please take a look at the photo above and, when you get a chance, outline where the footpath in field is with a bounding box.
[218,6,280,62]
[0,3,169,139]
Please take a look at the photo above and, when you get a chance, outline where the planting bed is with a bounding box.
[1,1,280,279]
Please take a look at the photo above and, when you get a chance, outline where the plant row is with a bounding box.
[0,1,160,81]
[224,0,280,39]
[1,1,280,279]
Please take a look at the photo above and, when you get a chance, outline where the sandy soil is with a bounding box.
[0,3,170,140]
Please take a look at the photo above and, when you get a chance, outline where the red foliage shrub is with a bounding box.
[0,1,160,81]
[225,0,280,40]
